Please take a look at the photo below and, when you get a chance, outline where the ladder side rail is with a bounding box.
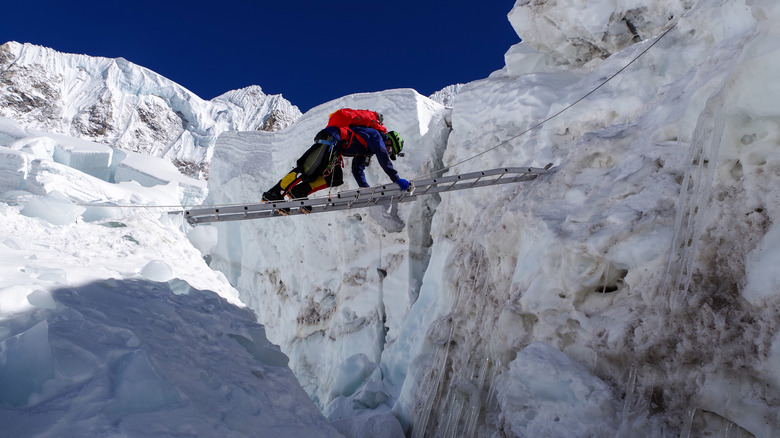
[184,167,549,217]
[183,167,553,221]
[404,174,540,196]
[409,167,541,190]
[186,174,537,222]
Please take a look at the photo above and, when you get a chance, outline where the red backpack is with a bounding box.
[326,108,387,148]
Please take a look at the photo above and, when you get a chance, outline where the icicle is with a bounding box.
[412,348,443,438]
[678,407,697,438]
[721,421,732,438]
[463,357,491,438]
[412,323,455,438]
[661,71,729,311]
[441,396,464,438]
[377,237,388,359]
[616,363,639,438]
[438,377,457,436]
[486,357,502,412]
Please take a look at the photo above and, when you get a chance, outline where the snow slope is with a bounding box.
[0,42,301,179]
[205,0,780,436]
[0,121,341,437]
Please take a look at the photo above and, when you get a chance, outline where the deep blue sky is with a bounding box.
[1,1,519,112]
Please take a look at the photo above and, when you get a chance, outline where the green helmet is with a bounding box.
[386,131,404,160]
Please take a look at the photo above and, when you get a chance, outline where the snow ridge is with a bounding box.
[0,41,301,179]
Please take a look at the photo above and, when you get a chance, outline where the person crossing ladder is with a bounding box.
[262,108,409,213]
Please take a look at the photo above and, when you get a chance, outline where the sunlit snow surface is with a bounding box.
[2,0,780,437]
[0,121,340,436]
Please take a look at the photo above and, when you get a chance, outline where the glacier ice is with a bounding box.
[330,411,405,438]
[328,353,378,401]
[45,132,114,181]
[102,349,184,416]
[496,342,619,437]
[25,290,57,310]
[20,190,86,225]
[0,321,54,407]
[186,224,219,255]
[139,260,174,282]
[0,117,27,145]
[0,146,28,192]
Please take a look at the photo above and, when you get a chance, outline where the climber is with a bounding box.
[261,109,409,212]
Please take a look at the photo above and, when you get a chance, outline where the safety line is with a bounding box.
[419,20,679,180]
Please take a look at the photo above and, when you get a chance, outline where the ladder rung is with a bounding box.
[179,166,553,223]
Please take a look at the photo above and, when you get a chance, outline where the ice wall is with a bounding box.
[205,88,450,418]
[394,0,780,436]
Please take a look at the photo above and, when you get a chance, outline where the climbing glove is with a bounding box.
[397,178,410,191]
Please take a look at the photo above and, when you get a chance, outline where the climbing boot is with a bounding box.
[262,192,290,215]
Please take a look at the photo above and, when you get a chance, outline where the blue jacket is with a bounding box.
[321,126,399,188]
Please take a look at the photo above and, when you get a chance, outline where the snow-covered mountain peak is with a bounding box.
[0,41,301,179]
[213,85,301,132]
[214,84,268,104]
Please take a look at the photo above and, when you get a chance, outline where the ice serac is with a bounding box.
[0,41,302,179]
[395,0,780,437]
[508,0,691,67]
[205,89,450,419]
[1,121,208,206]
[0,146,28,192]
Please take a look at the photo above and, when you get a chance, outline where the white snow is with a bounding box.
[0,117,27,144]
[3,0,780,436]
[0,146,29,192]
[0,42,302,179]
[0,125,340,436]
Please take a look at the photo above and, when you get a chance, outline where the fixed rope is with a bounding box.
[418,20,679,180]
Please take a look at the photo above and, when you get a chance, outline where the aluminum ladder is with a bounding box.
[177,165,552,224]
